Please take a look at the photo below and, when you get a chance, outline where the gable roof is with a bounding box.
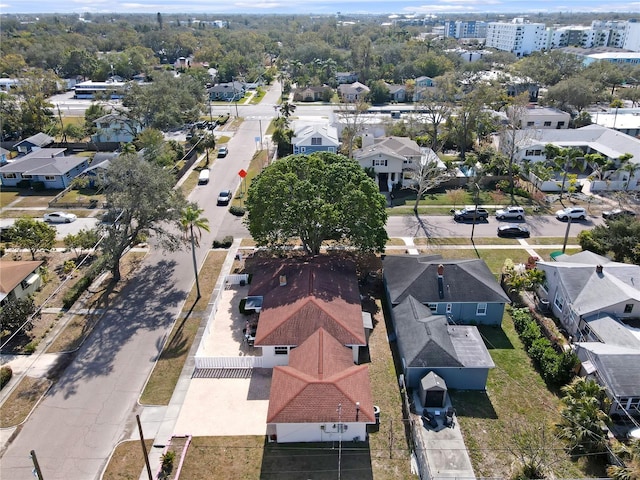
[266,328,375,424]
[583,314,640,349]
[0,260,43,295]
[383,255,510,305]
[15,132,54,148]
[250,256,365,346]
[537,258,640,316]
[392,296,495,369]
[292,124,339,146]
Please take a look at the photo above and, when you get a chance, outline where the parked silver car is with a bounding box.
[495,206,525,220]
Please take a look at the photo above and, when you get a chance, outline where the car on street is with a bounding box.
[198,168,210,184]
[555,207,587,221]
[453,206,489,222]
[602,208,636,220]
[497,224,530,238]
[217,190,232,206]
[217,146,228,157]
[44,211,77,223]
[495,206,525,220]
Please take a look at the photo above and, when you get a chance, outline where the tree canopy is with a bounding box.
[245,152,388,255]
[8,217,56,260]
[99,152,188,281]
[577,216,640,264]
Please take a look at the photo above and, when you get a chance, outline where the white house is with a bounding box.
[250,257,367,368]
[337,82,370,102]
[353,134,437,192]
[0,260,43,306]
[536,251,640,338]
[266,328,375,443]
[291,123,339,155]
[499,125,640,192]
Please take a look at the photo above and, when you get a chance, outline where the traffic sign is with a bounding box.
[238,169,247,178]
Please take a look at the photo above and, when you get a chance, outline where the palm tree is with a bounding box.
[201,133,216,166]
[616,153,637,192]
[544,144,584,201]
[180,205,210,300]
[607,439,640,480]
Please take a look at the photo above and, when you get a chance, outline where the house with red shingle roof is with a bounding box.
[249,256,367,368]
[266,328,375,443]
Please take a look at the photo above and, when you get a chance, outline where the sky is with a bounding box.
[1,0,639,15]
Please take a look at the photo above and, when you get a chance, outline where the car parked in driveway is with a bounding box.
[555,207,587,221]
[497,224,530,238]
[453,206,489,222]
[495,206,525,220]
[602,208,636,220]
[217,190,232,206]
[44,212,77,223]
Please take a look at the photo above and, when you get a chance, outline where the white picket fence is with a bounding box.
[226,274,249,286]
[194,355,263,369]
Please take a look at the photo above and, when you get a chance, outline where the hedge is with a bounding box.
[0,365,13,390]
[510,306,578,386]
[213,236,234,249]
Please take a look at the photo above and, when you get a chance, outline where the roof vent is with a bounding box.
[279,274,287,286]
[596,264,603,274]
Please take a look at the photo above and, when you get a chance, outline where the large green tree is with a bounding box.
[577,217,640,264]
[8,217,57,261]
[99,152,188,282]
[245,152,388,255]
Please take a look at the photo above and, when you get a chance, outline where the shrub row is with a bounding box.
[511,307,578,386]
[213,236,234,249]
[0,365,12,390]
[61,260,104,309]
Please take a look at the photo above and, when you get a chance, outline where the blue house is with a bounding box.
[0,148,89,189]
[208,81,245,101]
[391,296,495,390]
[292,124,339,155]
[383,255,510,325]
[13,133,54,155]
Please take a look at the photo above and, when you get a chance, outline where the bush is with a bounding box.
[229,205,246,217]
[217,114,230,125]
[161,450,176,477]
[528,337,552,365]
[23,341,38,354]
[31,181,45,191]
[212,236,233,248]
[0,365,12,390]
[17,180,31,189]
[520,321,541,350]
[511,308,531,333]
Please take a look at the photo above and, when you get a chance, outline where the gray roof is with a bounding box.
[383,255,510,305]
[514,124,640,164]
[537,259,640,316]
[0,149,87,176]
[354,136,421,160]
[584,314,640,350]
[576,343,640,397]
[552,250,612,264]
[421,371,446,391]
[392,295,494,369]
[16,132,54,148]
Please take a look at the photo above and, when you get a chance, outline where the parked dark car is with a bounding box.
[453,206,489,222]
[602,208,636,220]
[497,224,530,238]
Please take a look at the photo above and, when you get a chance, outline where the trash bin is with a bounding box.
[373,405,381,424]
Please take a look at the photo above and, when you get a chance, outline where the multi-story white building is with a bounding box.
[623,21,640,52]
[485,18,547,57]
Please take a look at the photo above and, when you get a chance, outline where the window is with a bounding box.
[45,176,55,180]
[624,304,634,314]
[311,137,322,146]
[299,147,306,153]
[544,121,551,127]
[274,346,288,355]
[527,121,534,126]
[446,303,452,314]
[373,159,387,167]
[557,121,565,127]
[554,293,564,311]
[22,174,33,179]
[3,173,17,179]
[476,303,487,316]
[427,303,437,312]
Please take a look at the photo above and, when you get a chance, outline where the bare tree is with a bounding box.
[499,93,535,204]
[405,149,452,214]
[335,99,370,158]
[417,91,452,153]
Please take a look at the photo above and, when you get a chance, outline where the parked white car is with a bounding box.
[555,207,587,221]
[44,212,77,223]
[495,206,525,220]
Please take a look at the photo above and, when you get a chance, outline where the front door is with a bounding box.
[378,172,388,191]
